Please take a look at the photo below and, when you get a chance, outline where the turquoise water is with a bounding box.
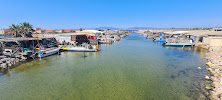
[0,33,208,100]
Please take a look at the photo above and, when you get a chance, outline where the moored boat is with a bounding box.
[163,43,194,47]
[155,39,166,42]
[98,38,112,44]
[62,45,98,52]
[38,47,60,58]
[153,38,166,42]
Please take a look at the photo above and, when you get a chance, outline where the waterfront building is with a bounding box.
[33,28,42,34]
[55,30,63,33]
[44,29,55,33]
[81,30,103,34]
[63,30,72,33]
[212,28,222,31]
[0,29,10,34]
[72,30,80,33]
[57,33,89,44]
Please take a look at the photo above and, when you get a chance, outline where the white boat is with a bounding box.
[63,45,97,52]
[98,38,112,44]
[38,47,60,58]
[99,40,112,44]
[120,35,125,38]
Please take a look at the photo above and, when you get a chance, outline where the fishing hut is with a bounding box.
[57,33,90,46]
[0,37,58,70]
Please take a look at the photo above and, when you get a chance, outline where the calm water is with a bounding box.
[0,33,208,100]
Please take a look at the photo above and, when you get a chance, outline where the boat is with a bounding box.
[99,40,112,44]
[98,38,112,44]
[120,35,125,38]
[38,47,60,58]
[155,39,166,42]
[153,38,166,42]
[62,45,98,52]
[163,43,194,47]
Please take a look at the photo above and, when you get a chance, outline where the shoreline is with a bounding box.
[205,47,222,100]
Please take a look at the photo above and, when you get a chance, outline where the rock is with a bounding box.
[211,77,219,82]
[207,62,212,67]
[1,63,7,69]
[8,63,12,67]
[212,82,220,88]
[214,74,219,77]
[206,85,212,90]
[218,73,222,76]
[208,68,216,75]
[209,94,220,100]
[215,89,222,95]
[197,67,202,70]
[205,76,210,80]
[210,91,220,100]
[15,59,19,63]
[215,69,221,73]
[21,56,27,60]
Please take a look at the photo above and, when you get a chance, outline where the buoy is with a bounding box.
[96,45,99,49]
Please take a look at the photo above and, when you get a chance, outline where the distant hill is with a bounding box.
[93,27,120,30]
[127,27,158,29]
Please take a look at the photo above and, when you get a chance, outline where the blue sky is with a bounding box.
[0,0,222,29]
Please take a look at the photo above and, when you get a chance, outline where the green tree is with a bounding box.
[206,28,210,30]
[20,22,33,35]
[107,29,110,31]
[80,28,82,31]
[9,24,21,37]
[9,22,34,37]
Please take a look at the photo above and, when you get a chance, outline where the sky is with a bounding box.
[0,0,222,29]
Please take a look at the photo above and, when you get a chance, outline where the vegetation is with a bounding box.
[206,28,210,30]
[9,24,21,37]
[195,28,199,30]
[80,28,82,31]
[9,22,33,37]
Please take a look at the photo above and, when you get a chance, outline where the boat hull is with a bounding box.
[38,47,60,58]
[99,41,112,44]
[65,47,97,52]
[155,40,166,42]
[66,49,97,52]
[164,43,194,47]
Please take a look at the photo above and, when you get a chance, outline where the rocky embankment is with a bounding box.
[205,47,222,100]
[0,54,28,71]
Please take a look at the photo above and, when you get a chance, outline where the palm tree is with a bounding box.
[9,22,34,37]
[20,22,33,33]
[20,22,33,37]
[9,24,21,37]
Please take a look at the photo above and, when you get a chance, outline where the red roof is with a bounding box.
[45,29,55,32]
[63,30,72,32]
